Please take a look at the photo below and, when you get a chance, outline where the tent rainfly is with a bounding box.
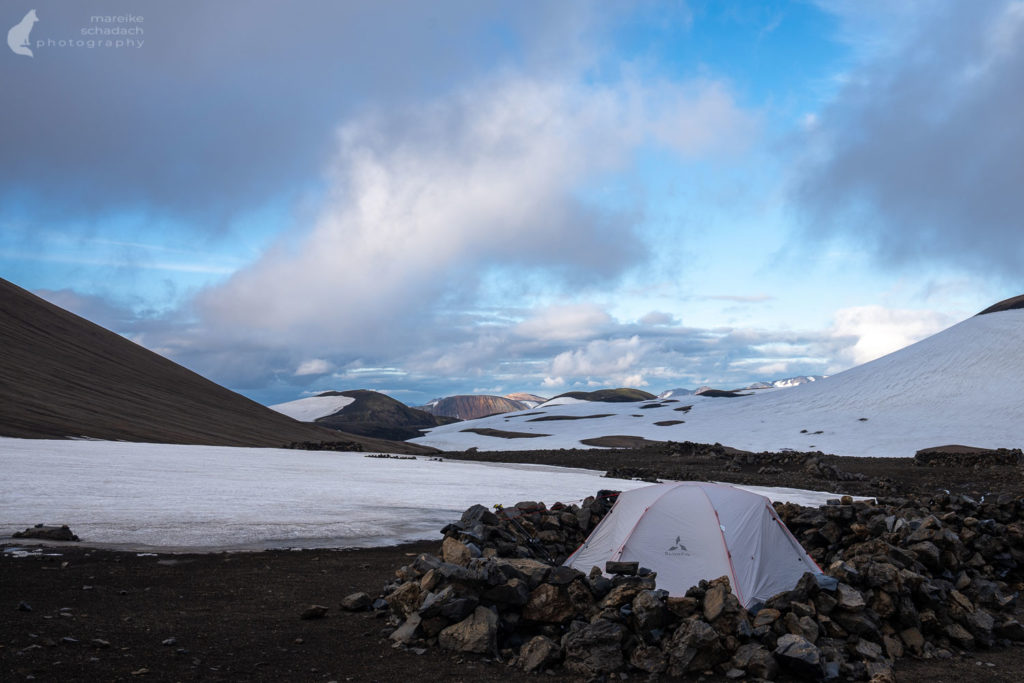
[564,481,821,609]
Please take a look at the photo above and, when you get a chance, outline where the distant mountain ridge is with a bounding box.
[659,375,825,399]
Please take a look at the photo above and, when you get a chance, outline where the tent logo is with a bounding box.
[665,535,689,556]
[7,9,38,57]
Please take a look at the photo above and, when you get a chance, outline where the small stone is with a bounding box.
[300,605,328,620]
[17,601,32,612]
[161,637,177,646]
[605,561,639,576]
[340,592,373,611]
[836,583,866,611]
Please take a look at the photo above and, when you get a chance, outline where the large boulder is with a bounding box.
[519,635,561,673]
[773,633,822,680]
[438,606,498,654]
[562,620,624,676]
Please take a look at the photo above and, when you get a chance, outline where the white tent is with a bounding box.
[564,482,821,608]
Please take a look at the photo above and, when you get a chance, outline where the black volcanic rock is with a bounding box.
[0,278,429,451]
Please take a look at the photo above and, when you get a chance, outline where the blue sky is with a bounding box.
[2,0,1022,406]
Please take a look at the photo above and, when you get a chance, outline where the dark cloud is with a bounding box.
[792,1,1024,277]
[0,0,600,223]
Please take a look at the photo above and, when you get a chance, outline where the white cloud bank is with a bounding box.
[196,74,755,354]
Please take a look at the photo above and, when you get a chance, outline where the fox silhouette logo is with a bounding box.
[665,535,689,555]
[7,9,38,57]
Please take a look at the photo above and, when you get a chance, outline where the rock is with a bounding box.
[666,619,724,676]
[519,635,561,673]
[733,642,779,679]
[605,560,639,575]
[855,639,884,661]
[418,586,478,622]
[494,558,550,587]
[704,581,729,622]
[12,524,79,541]
[387,582,423,617]
[836,583,866,611]
[632,590,668,633]
[521,584,574,623]
[300,605,328,620]
[340,592,373,611]
[482,578,529,607]
[666,596,700,619]
[945,623,974,648]
[438,606,498,654]
[442,537,472,566]
[390,613,422,644]
[995,618,1024,641]
[17,601,32,612]
[562,620,624,676]
[461,504,499,526]
[161,637,177,646]
[773,633,822,679]
[600,584,643,609]
[629,644,668,673]
[753,608,781,627]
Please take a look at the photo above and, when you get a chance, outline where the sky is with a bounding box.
[2,0,1022,406]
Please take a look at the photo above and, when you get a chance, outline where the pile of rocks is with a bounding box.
[11,524,79,541]
[371,491,1023,680]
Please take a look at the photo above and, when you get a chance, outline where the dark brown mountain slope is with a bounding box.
[312,390,455,441]
[977,293,1024,315]
[0,278,429,451]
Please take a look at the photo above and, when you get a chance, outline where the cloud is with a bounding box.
[793,0,1024,277]
[294,358,332,376]
[516,304,614,341]
[638,310,676,326]
[549,336,651,385]
[195,72,753,352]
[827,305,953,367]
[703,294,774,303]
[0,0,606,223]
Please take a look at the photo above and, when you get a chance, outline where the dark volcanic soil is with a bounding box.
[3,445,1023,682]
[441,442,1024,498]
[3,540,1022,683]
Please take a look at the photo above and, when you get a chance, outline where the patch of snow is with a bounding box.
[268,394,355,422]
[0,439,862,551]
[538,396,590,407]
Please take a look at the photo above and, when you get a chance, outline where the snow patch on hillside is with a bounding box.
[269,394,355,421]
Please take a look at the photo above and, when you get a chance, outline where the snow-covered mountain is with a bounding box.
[411,303,1024,457]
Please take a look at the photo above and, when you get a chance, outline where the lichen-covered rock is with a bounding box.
[521,583,573,623]
[438,606,498,654]
[519,635,561,672]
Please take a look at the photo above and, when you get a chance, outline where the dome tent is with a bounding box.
[564,482,821,609]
